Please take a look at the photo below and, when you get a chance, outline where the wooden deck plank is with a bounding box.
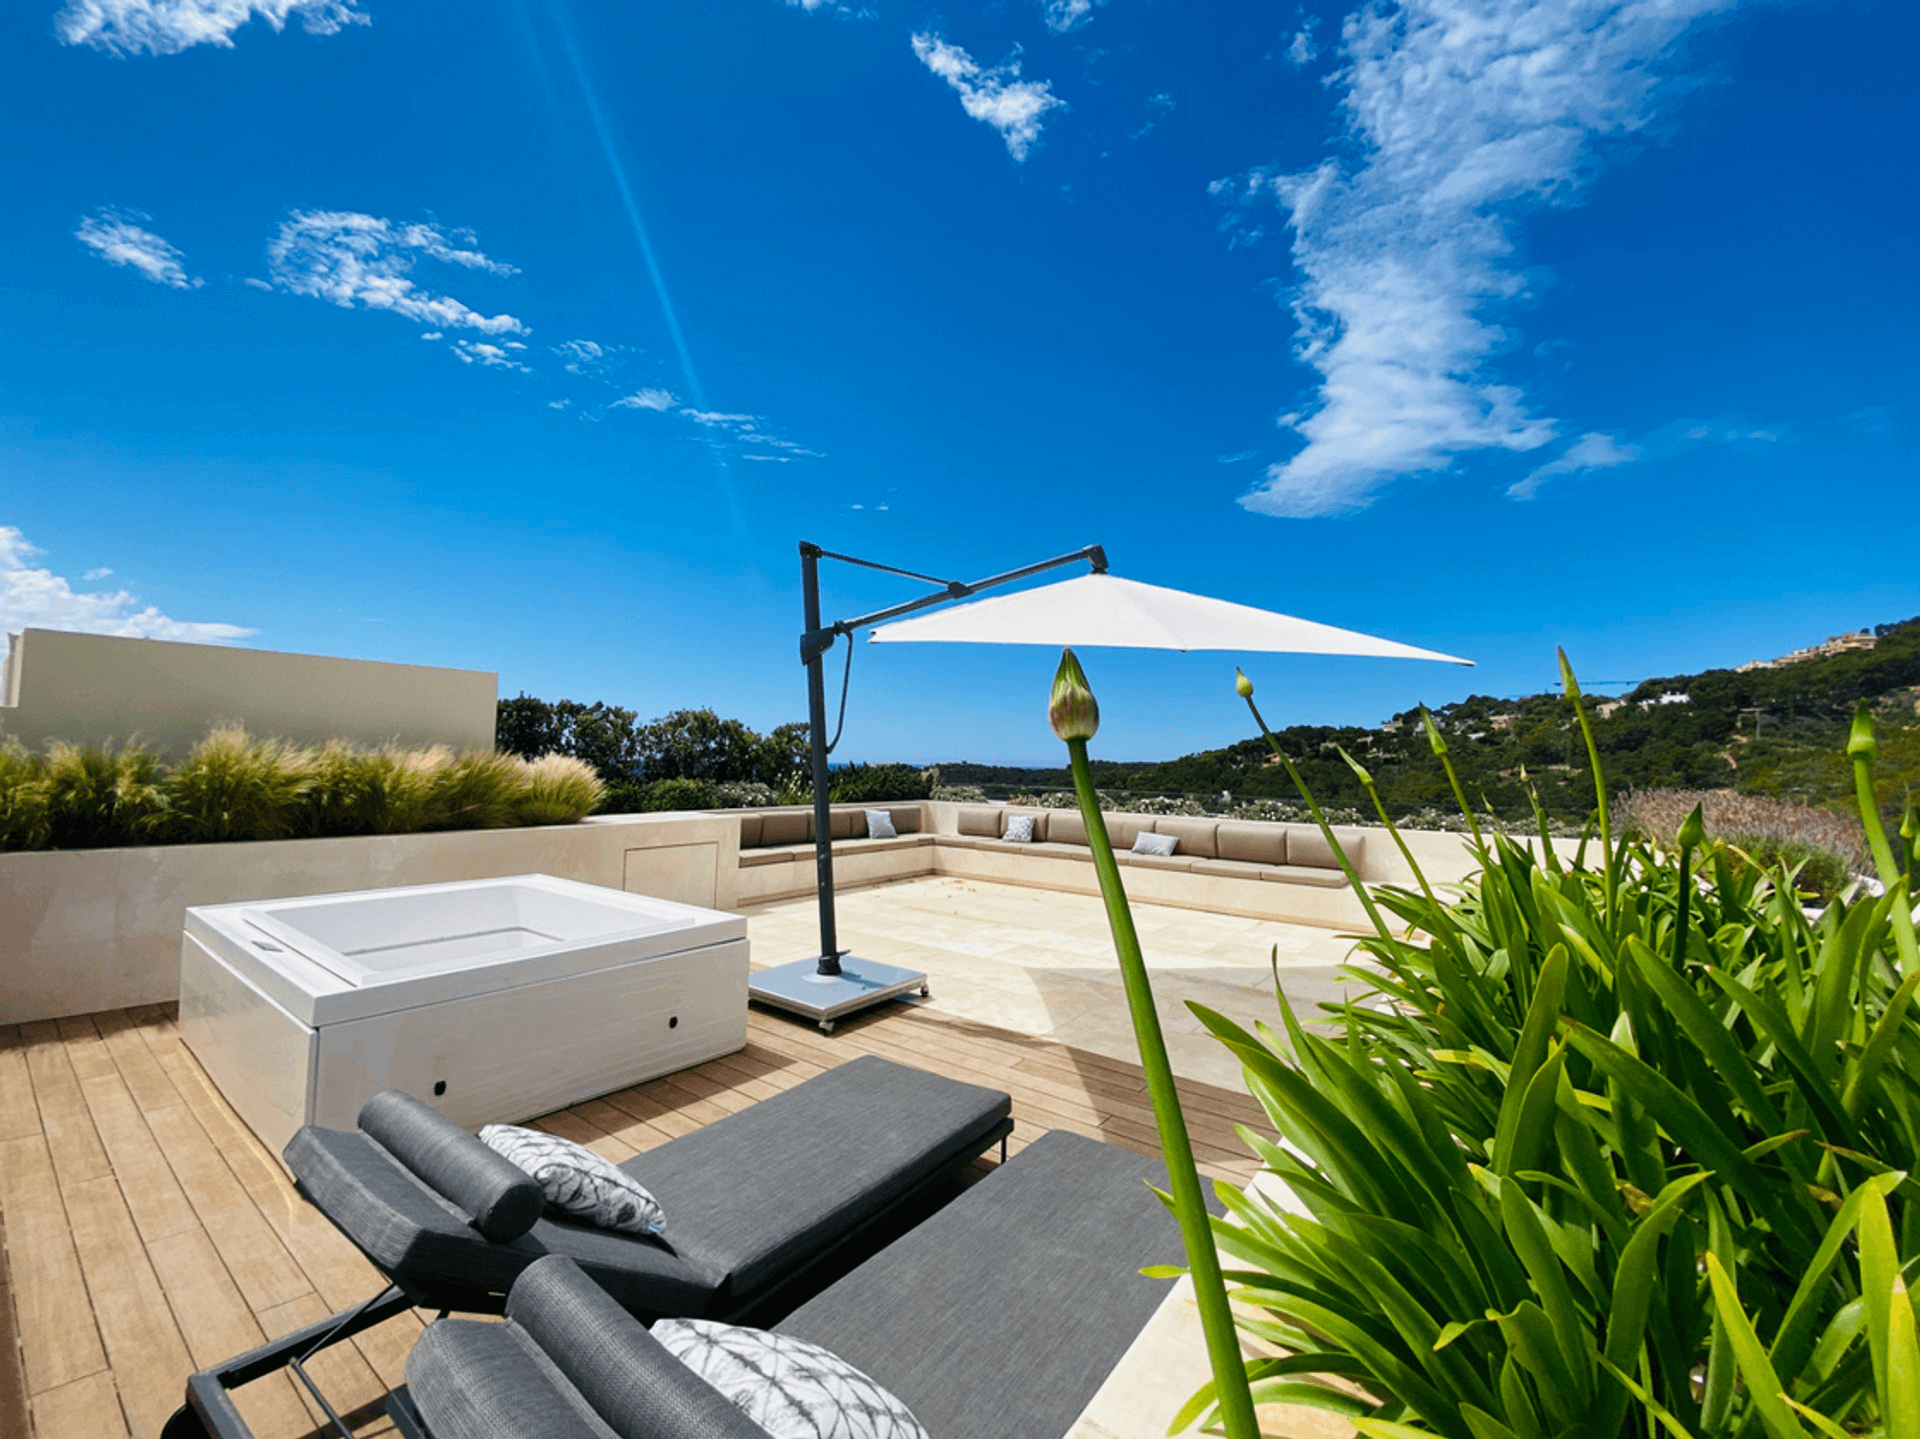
[0,1025,40,1142]
[72,1072,198,1246]
[18,1022,111,1189]
[142,1105,314,1315]
[60,1174,194,1439]
[0,1135,107,1395]
[28,1371,128,1439]
[91,1010,189,1117]
[145,1228,316,1439]
[256,1292,393,1436]
[533,1109,642,1162]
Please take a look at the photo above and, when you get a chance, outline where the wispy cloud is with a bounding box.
[75,208,201,289]
[1507,431,1640,500]
[1507,416,1781,500]
[1285,22,1319,67]
[265,211,525,335]
[1226,0,1744,518]
[911,33,1064,163]
[1217,449,1260,464]
[611,387,677,412]
[552,338,626,376]
[451,339,529,371]
[0,526,254,643]
[1041,0,1106,34]
[55,0,366,56]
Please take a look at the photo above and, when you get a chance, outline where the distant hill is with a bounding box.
[934,615,1920,830]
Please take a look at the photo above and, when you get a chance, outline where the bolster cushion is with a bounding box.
[357,1091,544,1243]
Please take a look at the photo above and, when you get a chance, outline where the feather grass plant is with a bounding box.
[0,741,51,851]
[166,727,314,843]
[516,753,606,826]
[39,740,169,848]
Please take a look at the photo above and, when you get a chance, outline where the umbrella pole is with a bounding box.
[801,543,842,975]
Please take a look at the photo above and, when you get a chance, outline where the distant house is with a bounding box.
[1745,630,1878,670]
[1596,700,1625,720]
[1490,712,1519,731]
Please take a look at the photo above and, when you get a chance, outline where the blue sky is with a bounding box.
[3,0,1915,766]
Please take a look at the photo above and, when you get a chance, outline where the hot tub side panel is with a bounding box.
[179,932,320,1160]
[310,937,751,1133]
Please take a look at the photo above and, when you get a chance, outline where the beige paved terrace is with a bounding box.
[742,875,1370,1091]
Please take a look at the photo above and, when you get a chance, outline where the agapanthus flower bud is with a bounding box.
[1234,669,1254,699]
[1677,803,1706,852]
[1050,648,1100,741]
[1848,700,1877,761]
[1557,646,1582,700]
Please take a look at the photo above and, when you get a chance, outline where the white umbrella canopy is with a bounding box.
[867,572,1472,665]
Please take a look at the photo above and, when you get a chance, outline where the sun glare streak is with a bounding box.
[542,0,749,546]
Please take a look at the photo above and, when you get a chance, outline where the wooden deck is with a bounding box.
[0,999,1273,1439]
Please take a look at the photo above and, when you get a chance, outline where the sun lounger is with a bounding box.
[391,1128,1194,1439]
[162,1055,1012,1439]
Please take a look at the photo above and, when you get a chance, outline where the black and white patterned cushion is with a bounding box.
[477,1124,665,1236]
[1002,814,1034,843]
[863,809,898,840]
[1130,831,1178,856]
[654,1320,929,1439]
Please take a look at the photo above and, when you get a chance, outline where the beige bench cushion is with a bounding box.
[1287,825,1365,870]
[737,813,765,848]
[956,804,1003,837]
[1118,851,1197,872]
[1215,821,1286,866]
[1188,857,1269,882]
[760,810,811,846]
[1047,808,1087,846]
[1261,863,1351,888]
[1151,817,1218,859]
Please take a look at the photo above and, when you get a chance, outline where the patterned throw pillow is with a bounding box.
[654,1320,929,1439]
[1002,814,1035,843]
[864,808,898,840]
[477,1125,665,1236]
[1131,831,1178,857]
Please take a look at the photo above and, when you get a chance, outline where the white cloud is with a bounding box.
[55,0,366,56]
[1230,0,1744,518]
[1041,0,1105,33]
[450,339,529,371]
[911,33,1065,163]
[74,209,201,289]
[0,527,255,643]
[83,567,113,580]
[611,387,678,412]
[548,399,572,411]
[265,211,525,335]
[1285,24,1319,66]
[1507,431,1641,500]
[553,338,627,376]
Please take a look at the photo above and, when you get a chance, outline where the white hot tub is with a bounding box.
[178,874,749,1157]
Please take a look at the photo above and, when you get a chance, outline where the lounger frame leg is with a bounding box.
[164,1285,416,1439]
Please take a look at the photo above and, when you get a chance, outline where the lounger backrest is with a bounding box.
[358,1090,544,1243]
[511,1256,770,1439]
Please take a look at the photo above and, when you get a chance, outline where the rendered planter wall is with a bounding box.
[0,812,740,1026]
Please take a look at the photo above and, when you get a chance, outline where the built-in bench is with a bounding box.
[730,800,1373,928]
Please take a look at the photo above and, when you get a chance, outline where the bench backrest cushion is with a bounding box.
[1049,808,1087,846]
[956,804,1002,837]
[1214,820,1287,866]
[1001,808,1048,843]
[1152,817,1218,858]
[758,810,810,846]
[1105,813,1151,851]
[829,808,861,840]
[1288,824,1365,870]
[878,806,922,834]
[357,1090,544,1242]
[735,813,764,848]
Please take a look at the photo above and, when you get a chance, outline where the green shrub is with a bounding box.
[827,762,932,804]
[710,780,776,809]
[0,742,50,851]
[298,741,380,836]
[1716,830,1853,903]
[516,754,605,826]
[636,777,717,813]
[354,745,449,834]
[166,728,313,843]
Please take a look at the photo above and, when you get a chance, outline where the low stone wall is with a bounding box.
[0,812,740,1026]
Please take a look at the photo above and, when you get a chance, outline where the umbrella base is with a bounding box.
[748,956,930,1034]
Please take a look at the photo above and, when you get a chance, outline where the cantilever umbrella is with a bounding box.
[746,542,1473,1036]
[867,572,1471,662]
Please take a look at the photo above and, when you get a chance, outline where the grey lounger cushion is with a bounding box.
[777,1128,1193,1439]
[286,1054,1012,1319]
